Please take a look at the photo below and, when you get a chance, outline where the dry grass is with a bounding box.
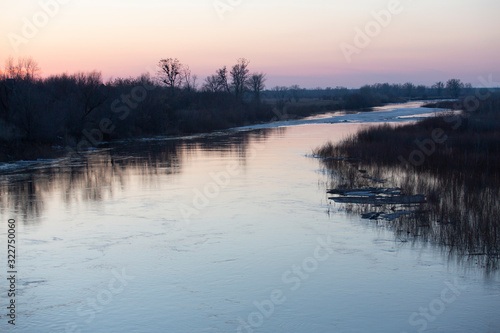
[316,93,500,271]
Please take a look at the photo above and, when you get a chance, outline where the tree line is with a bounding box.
[0,56,483,161]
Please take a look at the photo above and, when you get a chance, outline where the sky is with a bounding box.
[1,0,499,88]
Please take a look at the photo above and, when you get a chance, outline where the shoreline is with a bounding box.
[0,100,450,171]
[314,93,500,264]
[232,101,453,131]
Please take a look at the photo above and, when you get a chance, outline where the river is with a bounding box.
[0,102,499,332]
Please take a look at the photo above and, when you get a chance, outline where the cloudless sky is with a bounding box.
[1,0,499,88]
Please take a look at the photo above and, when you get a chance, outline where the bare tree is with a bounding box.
[181,65,194,92]
[138,72,157,89]
[73,71,107,119]
[446,79,463,98]
[4,57,40,81]
[24,57,41,81]
[5,56,20,79]
[403,82,415,100]
[230,58,250,99]
[247,73,266,102]
[1,57,41,119]
[432,81,445,97]
[216,66,230,93]
[203,75,220,93]
[289,84,301,102]
[463,83,473,95]
[203,66,230,93]
[157,58,183,94]
[191,75,198,92]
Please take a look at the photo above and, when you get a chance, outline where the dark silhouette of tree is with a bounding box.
[0,79,14,117]
[181,65,197,92]
[202,66,229,93]
[289,85,301,102]
[4,56,40,81]
[7,55,482,162]
[248,73,266,102]
[432,81,445,97]
[416,85,427,98]
[216,66,230,93]
[24,57,41,81]
[334,86,349,96]
[202,66,232,93]
[4,57,19,79]
[359,85,372,96]
[463,83,473,95]
[403,82,415,100]
[230,58,250,99]
[9,80,42,140]
[273,86,289,114]
[446,79,464,98]
[203,75,219,93]
[344,93,370,110]
[157,58,183,94]
[73,71,107,119]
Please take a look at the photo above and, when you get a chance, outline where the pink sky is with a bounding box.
[1,0,499,88]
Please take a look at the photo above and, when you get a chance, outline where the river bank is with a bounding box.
[0,100,446,167]
[314,93,500,267]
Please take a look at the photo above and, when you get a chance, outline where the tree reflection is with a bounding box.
[0,128,282,222]
[321,158,500,273]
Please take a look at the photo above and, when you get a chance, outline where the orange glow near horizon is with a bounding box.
[1,0,499,87]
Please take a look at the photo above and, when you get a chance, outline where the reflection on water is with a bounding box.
[0,128,284,222]
[1,119,499,333]
[321,156,500,273]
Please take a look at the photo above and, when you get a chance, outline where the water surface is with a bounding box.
[1,104,499,332]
